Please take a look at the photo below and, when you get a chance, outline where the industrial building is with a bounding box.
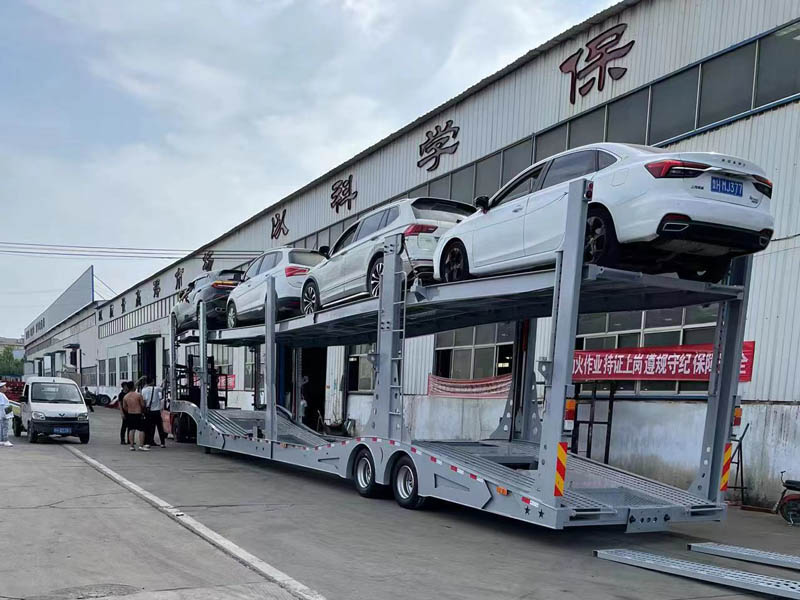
[24,0,800,505]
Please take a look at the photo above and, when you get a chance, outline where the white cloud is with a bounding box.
[2,0,616,335]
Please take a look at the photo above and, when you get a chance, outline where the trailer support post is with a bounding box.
[521,318,541,443]
[537,179,588,497]
[690,255,752,502]
[168,313,177,415]
[198,301,208,420]
[366,234,405,441]
[263,276,277,447]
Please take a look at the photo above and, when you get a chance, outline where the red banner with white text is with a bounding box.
[572,341,755,382]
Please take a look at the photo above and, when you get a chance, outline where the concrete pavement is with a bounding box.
[4,408,800,599]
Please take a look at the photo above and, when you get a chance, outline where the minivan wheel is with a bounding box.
[442,241,470,283]
[301,281,321,314]
[584,207,620,267]
[79,433,90,444]
[12,417,21,437]
[226,303,238,329]
[368,256,384,297]
[28,424,37,443]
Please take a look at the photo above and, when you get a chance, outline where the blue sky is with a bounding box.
[0,0,615,336]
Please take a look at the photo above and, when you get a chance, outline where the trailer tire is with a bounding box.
[353,448,382,498]
[392,455,426,509]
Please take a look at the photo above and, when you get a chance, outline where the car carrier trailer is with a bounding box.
[169,179,751,533]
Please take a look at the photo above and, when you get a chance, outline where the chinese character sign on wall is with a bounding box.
[572,342,756,382]
[271,208,289,239]
[417,119,460,171]
[330,175,358,213]
[202,251,214,272]
[559,23,635,105]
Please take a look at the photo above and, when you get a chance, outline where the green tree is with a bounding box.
[0,347,23,377]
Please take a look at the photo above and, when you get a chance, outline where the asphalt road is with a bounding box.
[3,409,798,600]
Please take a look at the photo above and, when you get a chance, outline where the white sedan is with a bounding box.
[434,142,774,283]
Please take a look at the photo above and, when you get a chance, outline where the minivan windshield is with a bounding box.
[31,382,84,404]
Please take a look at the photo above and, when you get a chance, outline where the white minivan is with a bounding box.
[13,377,91,444]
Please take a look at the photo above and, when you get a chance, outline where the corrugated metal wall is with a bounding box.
[667,103,800,402]
[403,334,434,395]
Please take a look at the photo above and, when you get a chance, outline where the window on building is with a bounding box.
[606,88,649,144]
[648,66,699,143]
[756,23,800,106]
[540,150,596,189]
[451,164,475,204]
[568,107,605,148]
[108,357,117,387]
[347,344,375,392]
[475,153,502,199]
[433,322,514,379]
[408,183,428,198]
[501,139,533,185]
[699,42,756,126]
[244,347,261,390]
[429,176,450,198]
[119,356,129,382]
[534,124,567,161]
[608,310,642,332]
[131,353,139,382]
[98,359,106,387]
[211,345,233,376]
[645,307,683,328]
[686,303,719,325]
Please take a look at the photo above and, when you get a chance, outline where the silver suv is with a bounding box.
[301,197,474,313]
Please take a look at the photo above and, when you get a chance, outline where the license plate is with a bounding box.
[711,177,743,197]
[53,427,71,435]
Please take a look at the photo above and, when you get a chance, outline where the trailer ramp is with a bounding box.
[595,549,800,599]
[415,440,723,529]
[207,408,328,448]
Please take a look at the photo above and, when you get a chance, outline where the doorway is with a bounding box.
[138,340,157,384]
[297,347,327,430]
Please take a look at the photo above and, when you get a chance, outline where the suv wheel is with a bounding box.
[368,256,384,297]
[301,281,321,314]
[227,303,238,328]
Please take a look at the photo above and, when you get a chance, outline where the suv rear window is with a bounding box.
[289,251,325,267]
[411,198,475,221]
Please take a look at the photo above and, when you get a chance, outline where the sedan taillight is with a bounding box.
[284,266,309,278]
[645,159,710,178]
[211,280,238,290]
[404,224,438,236]
[753,175,773,198]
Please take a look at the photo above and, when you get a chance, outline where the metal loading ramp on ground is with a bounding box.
[171,179,752,533]
[595,549,800,599]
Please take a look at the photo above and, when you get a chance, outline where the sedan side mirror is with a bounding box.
[474,196,490,212]
[318,245,330,259]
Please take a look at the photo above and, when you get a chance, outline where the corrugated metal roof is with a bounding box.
[100,0,645,305]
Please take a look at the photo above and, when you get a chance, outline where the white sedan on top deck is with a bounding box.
[434,142,774,284]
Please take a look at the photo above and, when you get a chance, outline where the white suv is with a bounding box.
[14,377,90,444]
[301,197,475,313]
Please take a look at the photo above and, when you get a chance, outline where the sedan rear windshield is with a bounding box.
[289,251,325,267]
[411,198,476,221]
[31,383,83,404]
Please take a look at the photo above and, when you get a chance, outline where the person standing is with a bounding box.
[122,385,148,451]
[0,382,13,447]
[83,387,95,412]
[118,382,130,445]
[142,378,166,448]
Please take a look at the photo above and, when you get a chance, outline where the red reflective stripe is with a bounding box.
[556,460,566,479]
[522,497,531,505]
[430,456,437,462]
[450,465,458,472]
[469,474,477,480]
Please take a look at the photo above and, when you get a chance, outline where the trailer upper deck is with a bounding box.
[179,264,742,348]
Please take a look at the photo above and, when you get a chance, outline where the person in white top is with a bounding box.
[142,378,166,448]
[0,382,13,447]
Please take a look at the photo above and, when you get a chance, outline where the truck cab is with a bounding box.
[14,377,90,444]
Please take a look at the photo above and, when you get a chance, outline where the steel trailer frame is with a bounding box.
[169,179,751,533]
